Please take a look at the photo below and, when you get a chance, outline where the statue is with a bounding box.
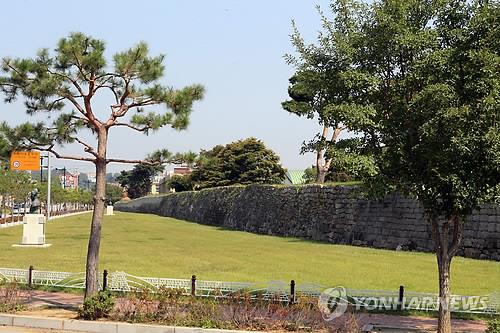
[29,188,41,214]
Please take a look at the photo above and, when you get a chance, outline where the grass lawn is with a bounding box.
[0,212,498,295]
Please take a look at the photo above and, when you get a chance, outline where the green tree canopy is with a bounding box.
[117,164,161,199]
[0,166,33,204]
[105,184,123,204]
[191,138,286,189]
[283,2,376,182]
[167,174,194,192]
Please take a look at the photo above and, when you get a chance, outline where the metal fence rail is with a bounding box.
[0,267,497,314]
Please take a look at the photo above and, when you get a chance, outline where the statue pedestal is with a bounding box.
[105,205,114,216]
[12,214,51,248]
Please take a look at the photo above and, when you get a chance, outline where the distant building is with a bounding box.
[59,172,79,189]
[150,173,165,195]
[157,166,193,194]
[283,170,306,185]
[87,172,96,183]
[172,166,191,175]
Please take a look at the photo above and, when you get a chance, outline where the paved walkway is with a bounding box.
[27,291,83,309]
[20,291,487,332]
[356,313,486,332]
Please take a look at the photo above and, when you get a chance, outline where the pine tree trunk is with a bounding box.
[85,130,108,298]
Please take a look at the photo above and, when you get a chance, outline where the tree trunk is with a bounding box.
[1,196,4,223]
[429,214,464,333]
[85,130,108,298]
[10,197,14,223]
[316,149,329,183]
[316,166,327,183]
[437,251,452,333]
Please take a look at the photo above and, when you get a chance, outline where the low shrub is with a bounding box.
[110,288,355,331]
[0,280,28,313]
[487,318,500,333]
[78,291,115,320]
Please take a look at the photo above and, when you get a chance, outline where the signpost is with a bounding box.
[10,151,52,248]
[10,151,41,171]
[9,150,51,219]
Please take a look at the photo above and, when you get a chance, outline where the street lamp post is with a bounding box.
[54,167,67,189]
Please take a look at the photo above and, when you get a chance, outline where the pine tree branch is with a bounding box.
[70,49,89,81]
[83,93,102,129]
[105,96,159,128]
[128,99,156,108]
[26,141,95,163]
[93,75,120,103]
[119,78,131,105]
[96,85,119,103]
[112,122,149,132]
[95,72,121,80]
[64,94,86,117]
[70,137,98,157]
[5,63,34,82]
[0,82,27,89]
[44,97,66,111]
[46,148,95,162]
[47,69,85,97]
[106,157,157,165]
[88,72,96,98]
[69,115,89,123]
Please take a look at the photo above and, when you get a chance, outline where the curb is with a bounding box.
[0,314,251,333]
[48,210,93,221]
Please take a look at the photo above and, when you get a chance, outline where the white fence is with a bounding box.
[0,267,497,314]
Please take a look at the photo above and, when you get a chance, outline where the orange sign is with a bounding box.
[10,151,41,171]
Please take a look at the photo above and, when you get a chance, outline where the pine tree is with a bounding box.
[0,33,204,297]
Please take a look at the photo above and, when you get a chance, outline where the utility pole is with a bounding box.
[55,167,67,189]
[46,153,51,220]
[39,155,43,182]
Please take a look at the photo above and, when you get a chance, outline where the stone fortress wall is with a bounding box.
[116,185,500,261]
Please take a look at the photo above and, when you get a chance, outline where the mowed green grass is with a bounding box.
[0,212,498,295]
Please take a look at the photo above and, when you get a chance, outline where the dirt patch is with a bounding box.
[19,307,78,319]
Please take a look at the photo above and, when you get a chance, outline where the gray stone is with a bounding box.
[115,185,500,261]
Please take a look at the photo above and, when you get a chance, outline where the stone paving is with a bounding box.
[27,291,82,309]
[356,313,486,332]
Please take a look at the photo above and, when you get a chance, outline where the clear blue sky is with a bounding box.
[0,0,333,173]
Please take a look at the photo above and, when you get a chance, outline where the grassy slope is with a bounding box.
[0,212,497,295]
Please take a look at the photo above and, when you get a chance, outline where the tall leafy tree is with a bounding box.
[0,33,204,296]
[0,165,33,217]
[360,1,500,332]
[105,184,124,204]
[0,133,10,162]
[117,163,161,199]
[167,174,195,192]
[283,1,376,182]
[117,150,197,197]
[191,138,286,188]
[293,1,499,332]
